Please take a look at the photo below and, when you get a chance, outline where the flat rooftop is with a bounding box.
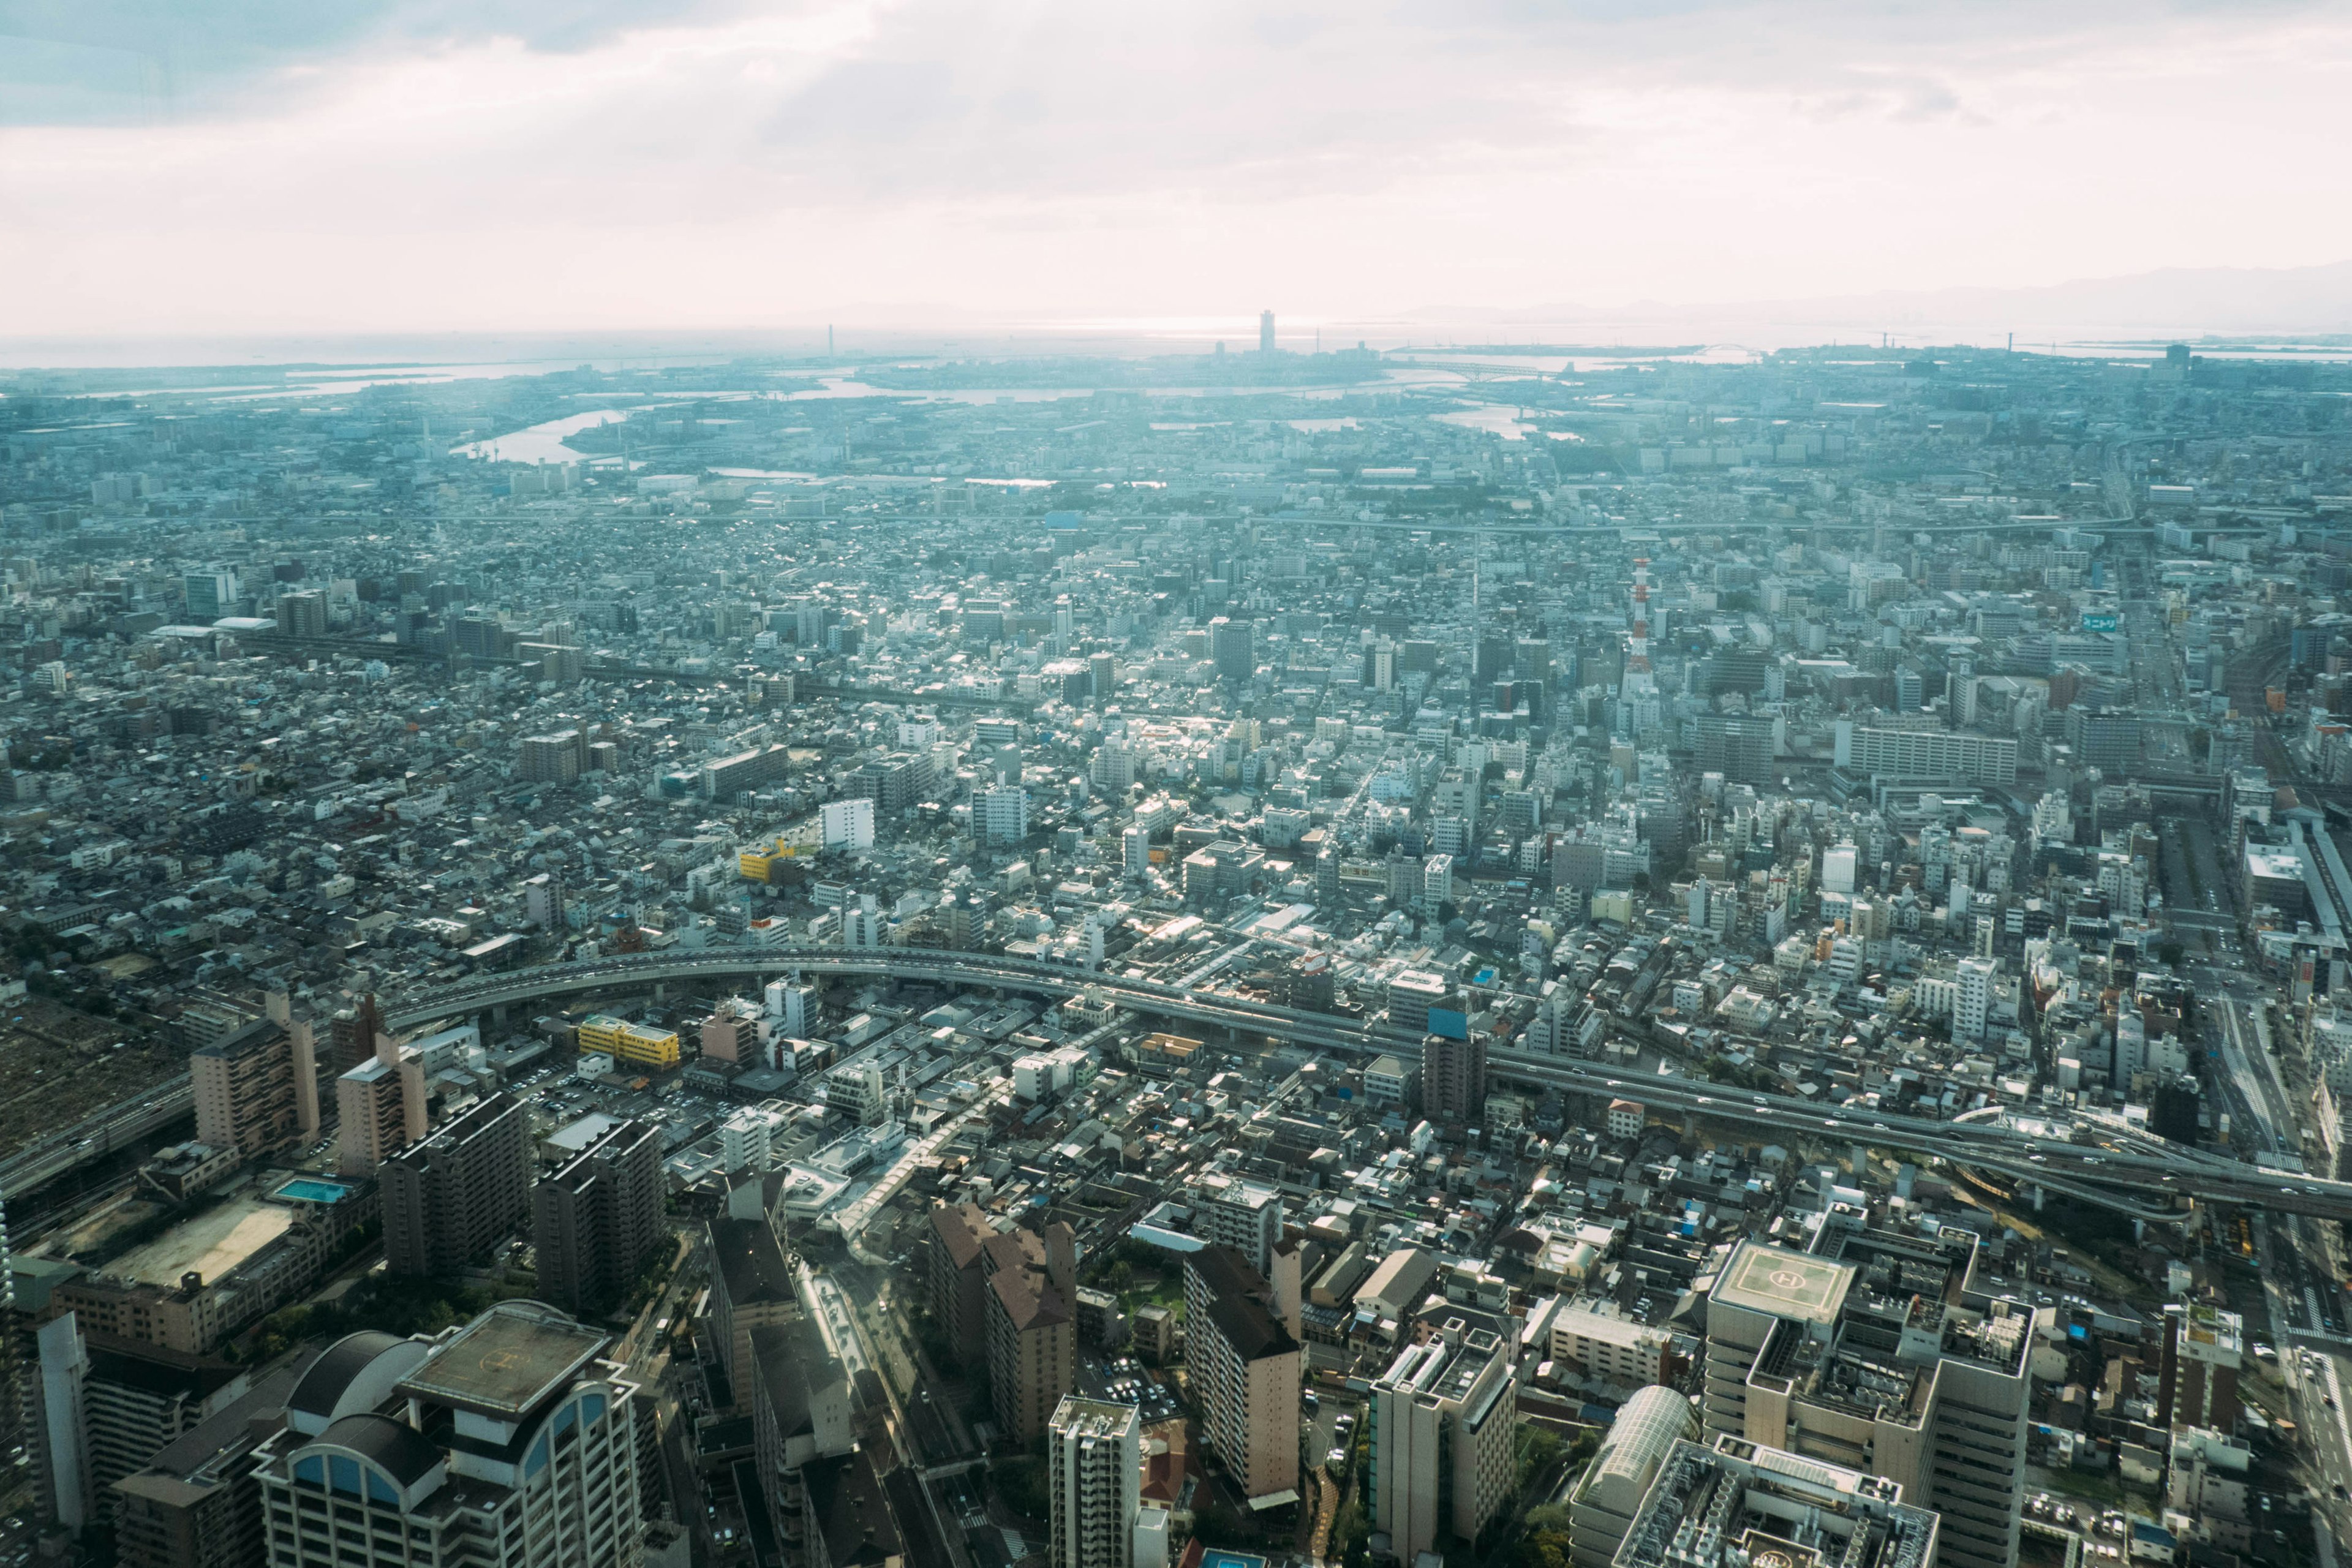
[111,1195,292,1288]
[398,1303,611,1418]
[1715,1243,1855,1327]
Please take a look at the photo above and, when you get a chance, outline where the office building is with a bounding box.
[253,1302,642,1568]
[1047,1395,1141,1568]
[1611,1434,1938,1568]
[1693,713,1776,785]
[1368,1314,1516,1562]
[183,571,239,621]
[1210,616,1254,683]
[984,1221,1078,1444]
[576,1014,680,1070]
[1567,1385,1698,1568]
[1420,1031,1487,1127]
[1700,1222,2034,1568]
[1182,1244,1300,1502]
[190,1019,300,1163]
[533,1117,665,1316]
[380,1091,533,1280]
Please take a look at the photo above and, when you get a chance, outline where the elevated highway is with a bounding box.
[12,946,2352,1224]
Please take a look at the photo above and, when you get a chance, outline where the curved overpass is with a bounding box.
[14,946,2352,1224]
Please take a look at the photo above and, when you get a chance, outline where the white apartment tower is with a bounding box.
[1954,956,1994,1042]
[1370,1316,1517,1563]
[1047,1395,1140,1568]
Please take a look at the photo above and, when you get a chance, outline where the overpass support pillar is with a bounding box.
[1851,1142,1868,1179]
[2033,1185,2045,1212]
[654,982,666,1001]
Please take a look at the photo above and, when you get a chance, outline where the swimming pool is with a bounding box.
[275,1178,352,1204]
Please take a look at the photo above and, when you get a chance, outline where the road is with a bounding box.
[2204,963,2352,1537]
[24,940,2352,1223]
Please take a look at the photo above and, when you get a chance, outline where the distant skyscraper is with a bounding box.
[1259,310,1276,353]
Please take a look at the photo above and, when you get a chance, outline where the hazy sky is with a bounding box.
[4,0,2350,338]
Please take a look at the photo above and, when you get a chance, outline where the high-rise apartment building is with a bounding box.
[1700,1219,2034,1568]
[1047,1395,1140,1568]
[710,1216,801,1414]
[253,1303,642,1568]
[1954,956,1994,1042]
[274,590,328,638]
[982,785,1030,846]
[1189,1172,1283,1277]
[1420,1031,1487,1127]
[380,1092,533,1279]
[533,1118,665,1316]
[929,1202,995,1368]
[518,729,587,785]
[189,1020,300,1163]
[334,1057,410,1176]
[984,1222,1078,1444]
[1182,1244,1300,1502]
[1832,722,2018,786]
[113,1361,300,1568]
[1369,1314,1517,1562]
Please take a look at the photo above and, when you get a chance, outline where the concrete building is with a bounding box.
[189,1019,300,1163]
[1611,1434,1938,1568]
[1182,1244,1300,1503]
[1701,1221,2034,1568]
[984,1223,1077,1444]
[1420,1031,1487,1127]
[1954,957,1994,1042]
[1047,1395,1140,1568]
[745,1316,853,1536]
[2158,1303,2242,1433]
[710,1216,801,1415]
[929,1202,994,1368]
[1190,1172,1284,1276]
[1567,1384,1698,1568]
[1549,1308,1676,1388]
[1833,722,2019,786]
[533,1118,665,1317]
[113,1361,302,1568]
[380,1091,533,1280]
[253,1303,641,1568]
[1368,1313,1516,1562]
[334,1057,410,1176]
